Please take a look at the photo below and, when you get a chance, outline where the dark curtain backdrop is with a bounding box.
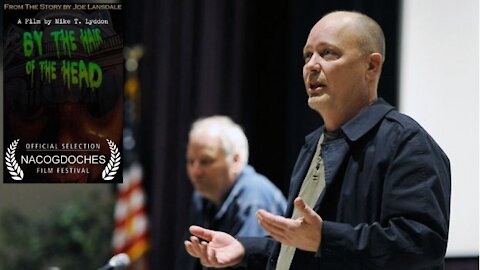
[124,1,400,269]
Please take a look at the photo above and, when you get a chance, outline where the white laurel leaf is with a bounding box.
[5,139,24,181]
[102,139,121,181]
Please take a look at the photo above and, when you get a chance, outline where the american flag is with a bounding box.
[112,162,149,262]
[112,45,148,267]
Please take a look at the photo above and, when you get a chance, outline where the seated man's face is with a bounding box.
[186,133,234,204]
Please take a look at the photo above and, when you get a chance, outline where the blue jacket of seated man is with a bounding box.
[177,165,287,270]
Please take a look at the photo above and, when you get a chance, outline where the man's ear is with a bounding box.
[366,53,383,80]
[232,153,240,165]
[231,153,242,175]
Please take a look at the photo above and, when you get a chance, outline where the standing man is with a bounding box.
[177,115,287,270]
[184,11,451,270]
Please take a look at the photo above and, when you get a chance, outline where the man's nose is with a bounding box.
[190,162,204,176]
[305,53,321,72]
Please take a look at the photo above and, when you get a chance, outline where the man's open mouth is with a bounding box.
[309,82,326,90]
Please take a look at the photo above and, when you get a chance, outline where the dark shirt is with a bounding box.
[177,165,287,270]
[239,98,451,270]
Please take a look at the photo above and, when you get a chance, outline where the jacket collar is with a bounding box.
[304,98,394,145]
[213,165,253,219]
[341,98,394,141]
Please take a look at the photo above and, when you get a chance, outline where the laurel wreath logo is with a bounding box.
[102,139,121,181]
[5,139,24,181]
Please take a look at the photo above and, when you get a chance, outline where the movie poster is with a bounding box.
[3,3,123,183]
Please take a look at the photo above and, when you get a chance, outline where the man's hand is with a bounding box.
[256,197,323,252]
[184,225,245,268]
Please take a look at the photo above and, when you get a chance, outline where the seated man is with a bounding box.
[177,115,287,270]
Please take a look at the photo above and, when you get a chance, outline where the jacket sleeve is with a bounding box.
[318,128,451,269]
[237,237,276,270]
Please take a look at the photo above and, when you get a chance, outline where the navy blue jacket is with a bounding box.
[239,99,451,270]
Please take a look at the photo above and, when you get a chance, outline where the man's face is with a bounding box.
[186,133,234,203]
[302,14,371,119]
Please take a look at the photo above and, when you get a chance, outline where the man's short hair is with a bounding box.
[189,115,249,170]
